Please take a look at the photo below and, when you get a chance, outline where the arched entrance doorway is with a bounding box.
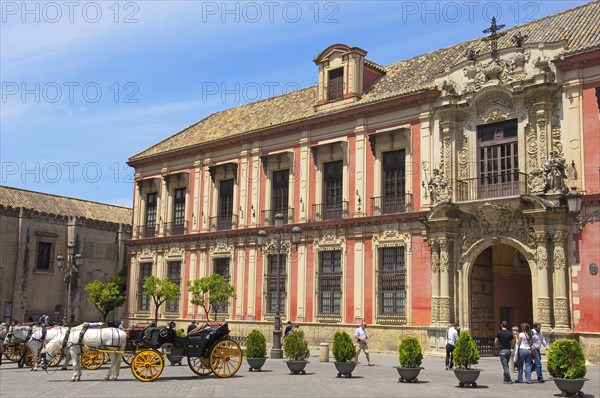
[470,244,532,356]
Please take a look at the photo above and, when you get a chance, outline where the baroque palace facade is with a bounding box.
[125,2,600,360]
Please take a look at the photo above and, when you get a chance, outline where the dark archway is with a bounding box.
[470,244,532,356]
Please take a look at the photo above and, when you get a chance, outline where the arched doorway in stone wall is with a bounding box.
[470,244,532,356]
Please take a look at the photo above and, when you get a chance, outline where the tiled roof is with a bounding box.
[0,185,132,225]
[130,1,600,162]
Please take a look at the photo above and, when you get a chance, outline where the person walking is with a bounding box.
[532,322,547,383]
[187,320,197,334]
[445,322,459,370]
[494,320,515,384]
[516,322,534,384]
[509,325,519,373]
[353,321,373,366]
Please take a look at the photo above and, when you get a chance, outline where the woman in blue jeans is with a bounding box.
[516,322,534,383]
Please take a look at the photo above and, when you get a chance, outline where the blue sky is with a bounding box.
[0,0,589,207]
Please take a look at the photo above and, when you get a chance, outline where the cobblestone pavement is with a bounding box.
[1,351,598,398]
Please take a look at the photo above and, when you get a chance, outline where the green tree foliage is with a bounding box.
[452,330,480,369]
[142,276,180,323]
[332,331,356,363]
[398,336,423,368]
[283,329,310,361]
[187,274,236,320]
[246,329,267,358]
[547,339,587,379]
[84,279,126,322]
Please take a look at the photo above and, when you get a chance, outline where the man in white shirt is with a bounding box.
[531,322,547,383]
[353,321,373,366]
[445,322,459,370]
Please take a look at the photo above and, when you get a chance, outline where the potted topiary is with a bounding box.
[394,336,424,383]
[452,330,482,388]
[547,339,588,396]
[332,331,357,378]
[245,329,267,372]
[283,329,310,374]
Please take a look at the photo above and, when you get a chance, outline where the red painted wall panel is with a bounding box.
[411,233,431,325]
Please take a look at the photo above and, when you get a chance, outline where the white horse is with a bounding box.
[3,325,72,371]
[42,325,126,382]
[0,322,8,365]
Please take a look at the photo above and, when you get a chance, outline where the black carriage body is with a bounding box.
[133,322,230,358]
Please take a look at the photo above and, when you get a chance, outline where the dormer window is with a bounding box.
[314,44,385,108]
[328,68,344,101]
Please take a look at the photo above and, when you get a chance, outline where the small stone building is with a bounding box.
[0,185,132,324]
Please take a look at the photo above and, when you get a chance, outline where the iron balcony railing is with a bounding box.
[261,208,294,227]
[371,193,413,216]
[209,214,238,231]
[164,221,186,236]
[457,171,528,201]
[136,224,156,238]
[312,201,348,221]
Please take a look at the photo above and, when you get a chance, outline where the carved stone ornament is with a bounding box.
[427,169,452,206]
[431,297,440,323]
[383,224,399,238]
[439,297,451,323]
[527,151,567,194]
[537,297,551,324]
[322,229,337,243]
[137,247,156,260]
[554,297,569,327]
[460,204,536,253]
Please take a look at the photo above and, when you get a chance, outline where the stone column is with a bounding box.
[430,240,440,323]
[552,231,570,329]
[535,232,551,327]
[439,238,451,324]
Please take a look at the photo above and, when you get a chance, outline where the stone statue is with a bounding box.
[545,151,567,193]
[428,169,452,205]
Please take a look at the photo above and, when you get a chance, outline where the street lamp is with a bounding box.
[56,243,83,326]
[257,213,302,359]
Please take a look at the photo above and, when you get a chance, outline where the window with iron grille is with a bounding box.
[318,250,342,315]
[328,68,344,101]
[138,263,152,312]
[213,258,231,314]
[266,254,286,314]
[36,242,52,270]
[378,246,406,317]
[166,261,181,313]
[323,160,343,219]
[173,188,185,226]
[218,179,234,229]
[477,120,519,198]
[272,169,289,218]
[145,193,157,227]
[382,150,406,214]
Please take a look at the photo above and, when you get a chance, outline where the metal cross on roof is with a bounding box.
[482,17,506,61]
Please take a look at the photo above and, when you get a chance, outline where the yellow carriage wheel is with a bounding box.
[47,350,64,367]
[209,339,242,378]
[188,356,213,376]
[25,351,41,366]
[5,345,23,362]
[81,352,104,370]
[131,350,164,382]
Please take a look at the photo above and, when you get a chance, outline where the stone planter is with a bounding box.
[552,378,589,396]
[394,366,423,383]
[285,360,308,374]
[334,361,356,378]
[246,357,267,372]
[453,369,482,387]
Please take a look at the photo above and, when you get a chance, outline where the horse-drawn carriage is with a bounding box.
[128,322,243,382]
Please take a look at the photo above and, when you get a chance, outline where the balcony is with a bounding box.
[457,172,528,201]
[164,221,186,236]
[312,201,348,222]
[261,208,294,226]
[136,224,156,239]
[209,214,238,231]
[371,194,413,216]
